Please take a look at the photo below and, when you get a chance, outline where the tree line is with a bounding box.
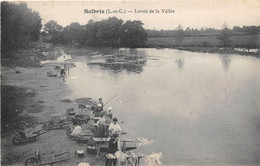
[147,23,260,48]
[2,1,259,52]
[43,17,147,48]
[1,2,147,53]
[147,24,260,37]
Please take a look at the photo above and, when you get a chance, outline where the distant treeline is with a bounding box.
[42,17,147,48]
[147,25,260,37]
[2,1,260,53]
[1,1,147,53]
[147,24,260,48]
[1,2,42,52]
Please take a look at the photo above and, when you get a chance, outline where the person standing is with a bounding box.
[104,107,113,124]
[60,63,66,77]
[105,133,119,166]
[95,114,106,138]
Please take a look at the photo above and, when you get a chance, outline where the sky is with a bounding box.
[23,0,260,30]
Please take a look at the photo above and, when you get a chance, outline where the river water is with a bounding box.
[63,48,260,166]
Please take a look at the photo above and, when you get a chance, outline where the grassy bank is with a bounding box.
[1,85,40,133]
[1,43,108,166]
[1,42,55,68]
[146,35,260,57]
[1,42,56,133]
[146,34,260,48]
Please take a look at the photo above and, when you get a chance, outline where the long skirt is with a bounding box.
[95,125,106,138]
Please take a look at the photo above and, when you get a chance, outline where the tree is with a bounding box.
[63,22,86,45]
[175,25,184,45]
[84,19,101,46]
[1,2,42,52]
[185,27,191,36]
[44,20,63,43]
[119,20,147,48]
[96,17,123,46]
[217,22,232,47]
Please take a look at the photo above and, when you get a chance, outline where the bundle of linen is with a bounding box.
[145,152,162,166]
[78,162,90,166]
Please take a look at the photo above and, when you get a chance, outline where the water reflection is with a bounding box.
[41,49,72,64]
[175,58,185,71]
[219,54,232,72]
[65,47,260,166]
[87,48,147,73]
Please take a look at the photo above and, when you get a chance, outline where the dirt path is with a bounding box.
[1,47,105,166]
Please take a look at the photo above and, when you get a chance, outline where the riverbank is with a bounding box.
[2,42,260,166]
[145,36,260,57]
[1,44,105,166]
[145,45,260,58]
[173,46,260,57]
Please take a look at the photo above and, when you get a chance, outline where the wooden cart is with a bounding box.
[25,149,71,166]
[43,113,71,130]
[13,129,48,145]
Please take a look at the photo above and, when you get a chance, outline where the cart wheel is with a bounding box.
[13,134,23,145]
[66,128,72,136]
[25,157,38,166]
[43,121,51,130]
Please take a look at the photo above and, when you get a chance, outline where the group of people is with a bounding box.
[94,98,121,138]
[94,98,126,166]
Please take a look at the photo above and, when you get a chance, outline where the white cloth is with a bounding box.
[78,162,89,166]
[115,151,126,165]
[145,153,162,166]
[108,123,121,134]
[97,117,106,126]
[71,125,83,136]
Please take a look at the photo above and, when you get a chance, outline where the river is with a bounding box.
[63,47,260,166]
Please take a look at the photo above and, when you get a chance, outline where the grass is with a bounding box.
[1,85,40,133]
[146,34,260,48]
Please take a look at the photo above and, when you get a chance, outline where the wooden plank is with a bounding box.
[93,137,110,142]
[120,138,133,142]
[125,146,137,151]
[40,157,71,165]
[92,123,110,127]
[40,152,69,160]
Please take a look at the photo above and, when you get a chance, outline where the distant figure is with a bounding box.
[98,98,104,108]
[60,63,66,77]
[93,104,103,117]
[108,117,121,137]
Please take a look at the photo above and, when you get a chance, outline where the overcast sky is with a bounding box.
[25,0,260,30]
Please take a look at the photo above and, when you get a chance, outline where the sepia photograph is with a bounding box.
[1,1,260,166]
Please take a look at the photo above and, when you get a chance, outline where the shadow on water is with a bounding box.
[219,54,232,72]
[175,58,185,71]
[87,48,147,73]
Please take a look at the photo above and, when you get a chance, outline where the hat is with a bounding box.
[97,104,101,107]
[112,117,118,122]
[108,107,112,111]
